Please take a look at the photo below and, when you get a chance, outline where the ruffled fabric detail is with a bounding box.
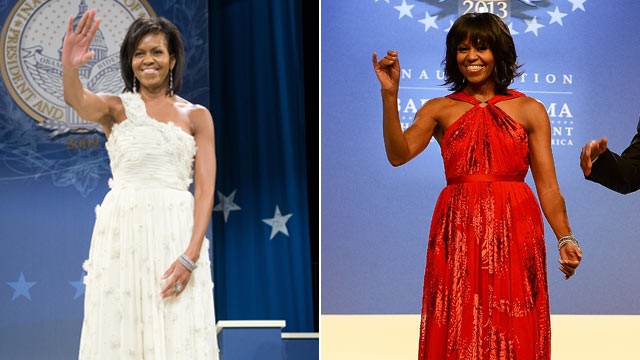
[106,93,196,191]
[79,92,218,359]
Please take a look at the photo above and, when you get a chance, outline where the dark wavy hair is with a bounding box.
[442,12,522,94]
[120,16,185,95]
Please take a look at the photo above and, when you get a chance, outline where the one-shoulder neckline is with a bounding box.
[118,92,195,141]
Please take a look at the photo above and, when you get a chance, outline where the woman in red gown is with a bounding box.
[372,13,583,359]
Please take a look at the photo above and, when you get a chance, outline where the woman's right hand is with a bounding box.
[62,9,101,70]
[372,50,400,95]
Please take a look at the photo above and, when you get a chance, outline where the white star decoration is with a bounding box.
[262,205,293,240]
[69,273,86,300]
[213,190,242,223]
[8,272,36,301]
[377,1,586,37]
[524,16,544,36]
[444,19,454,32]
[418,11,439,32]
[547,6,568,25]
[394,0,414,19]
[507,22,519,35]
[568,0,587,12]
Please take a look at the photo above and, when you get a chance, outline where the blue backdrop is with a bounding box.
[0,0,314,358]
[322,0,640,315]
[210,0,314,333]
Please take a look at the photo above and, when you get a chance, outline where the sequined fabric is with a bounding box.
[79,93,219,359]
[418,90,550,360]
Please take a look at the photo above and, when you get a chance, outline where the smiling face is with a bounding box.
[443,13,520,94]
[131,32,175,92]
[456,37,495,88]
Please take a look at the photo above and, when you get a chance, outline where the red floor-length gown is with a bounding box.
[418,90,551,359]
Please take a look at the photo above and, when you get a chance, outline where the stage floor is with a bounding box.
[321,314,640,359]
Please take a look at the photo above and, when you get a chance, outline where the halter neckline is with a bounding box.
[446,89,525,106]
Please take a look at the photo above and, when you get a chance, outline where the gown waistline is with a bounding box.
[446,174,525,186]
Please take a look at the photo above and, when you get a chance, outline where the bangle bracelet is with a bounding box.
[558,234,579,251]
[178,254,197,272]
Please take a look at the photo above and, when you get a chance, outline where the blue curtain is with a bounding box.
[210,0,315,332]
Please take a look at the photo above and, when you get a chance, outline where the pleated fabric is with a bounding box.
[79,92,219,359]
[418,90,550,360]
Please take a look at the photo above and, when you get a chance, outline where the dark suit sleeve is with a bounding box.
[587,118,640,194]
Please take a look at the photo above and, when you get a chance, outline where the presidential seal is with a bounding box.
[1,0,155,137]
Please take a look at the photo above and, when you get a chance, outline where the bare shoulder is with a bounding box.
[516,95,546,110]
[418,96,451,111]
[174,96,214,133]
[519,95,548,122]
[421,95,469,125]
[501,94,548,131]
[175,97,212,118]
[415,96,452,119]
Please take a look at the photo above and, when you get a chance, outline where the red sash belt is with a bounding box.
[446,174,525,186]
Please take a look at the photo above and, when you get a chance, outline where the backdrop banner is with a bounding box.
[322,0,640,315]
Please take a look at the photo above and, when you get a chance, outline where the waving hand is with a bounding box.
[372,50,401,95]
[62,9,101,70]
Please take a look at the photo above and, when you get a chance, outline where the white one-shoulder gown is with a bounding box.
[79,92,219,359]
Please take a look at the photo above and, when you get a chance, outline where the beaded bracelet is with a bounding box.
[178,254,198,272]
[557,234,579,251]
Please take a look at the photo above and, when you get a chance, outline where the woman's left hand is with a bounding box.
[558,243,582,280]
[160,259,192,298]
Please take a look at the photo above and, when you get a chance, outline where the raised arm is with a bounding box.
[372,50,437,166]
[525,98,582,279]
[61,9,114,126]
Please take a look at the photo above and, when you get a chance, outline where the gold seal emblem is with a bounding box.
[1,0,154,136]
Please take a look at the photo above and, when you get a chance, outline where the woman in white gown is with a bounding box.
[62,9,219,359]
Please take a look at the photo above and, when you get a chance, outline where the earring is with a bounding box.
[133,76,137,93]
[169,70,174,96]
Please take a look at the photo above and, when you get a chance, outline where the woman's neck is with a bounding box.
[139,87,172,102]
[463,83,496,102]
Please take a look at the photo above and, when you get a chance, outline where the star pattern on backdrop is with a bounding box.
[547,6,568,25]
[444,19,454,32]
[418,11,439,32]
[213,190,242,223]
[262,205,293,240]
[7,272,36,301]
[69,273,86,300]
[507,22,520,35]
[524,16,544,36]
[568,0,587,12]
[394,0,414,19]
[375,0,587,36]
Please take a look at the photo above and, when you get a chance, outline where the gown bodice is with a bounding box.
[105,92,196,191]
[441,90,530,181]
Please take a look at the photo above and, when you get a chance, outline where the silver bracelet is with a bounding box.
[557,234,579,251]
[178,254,197,272]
